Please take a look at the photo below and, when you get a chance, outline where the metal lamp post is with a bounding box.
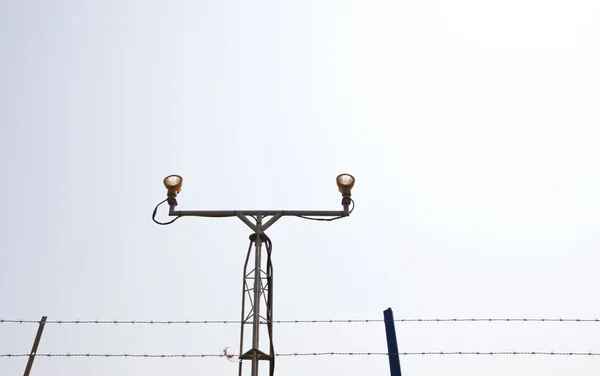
[153,174,356,376]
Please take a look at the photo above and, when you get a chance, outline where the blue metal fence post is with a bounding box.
[383,308,402,376]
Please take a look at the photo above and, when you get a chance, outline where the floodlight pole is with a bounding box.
[165,201,350,376]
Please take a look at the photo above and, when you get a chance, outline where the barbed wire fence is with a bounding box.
[2,316,600,364]
[3,317,600,324]
[3,351,600,358]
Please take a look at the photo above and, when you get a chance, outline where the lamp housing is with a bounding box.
[164,175,183,197]
[336,173,355,197]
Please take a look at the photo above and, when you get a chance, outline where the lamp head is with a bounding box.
[336,173,355,197]
[163,175,183,197]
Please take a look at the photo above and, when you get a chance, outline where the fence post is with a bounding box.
[23,316,47,376]
[383,308,402,376]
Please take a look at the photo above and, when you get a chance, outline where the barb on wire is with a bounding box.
[2,351,600,358]
[2,318,600,325]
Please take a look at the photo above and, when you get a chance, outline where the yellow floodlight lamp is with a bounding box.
[336,173,355,197]
[164,174,183,197]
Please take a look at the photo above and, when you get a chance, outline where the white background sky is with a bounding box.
[1,1,599,375]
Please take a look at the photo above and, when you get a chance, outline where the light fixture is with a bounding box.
[336,173,355,197]
[164,175,183,197]
[152,172,356,376]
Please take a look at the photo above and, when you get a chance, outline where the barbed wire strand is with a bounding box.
[2,318,599,325]
[2,351,600,358]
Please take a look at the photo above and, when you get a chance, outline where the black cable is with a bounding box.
[265,237,275,376]
[152,199,181,225]
[295,198,355,221]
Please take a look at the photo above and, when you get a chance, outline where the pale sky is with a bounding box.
[1,1,599,375]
